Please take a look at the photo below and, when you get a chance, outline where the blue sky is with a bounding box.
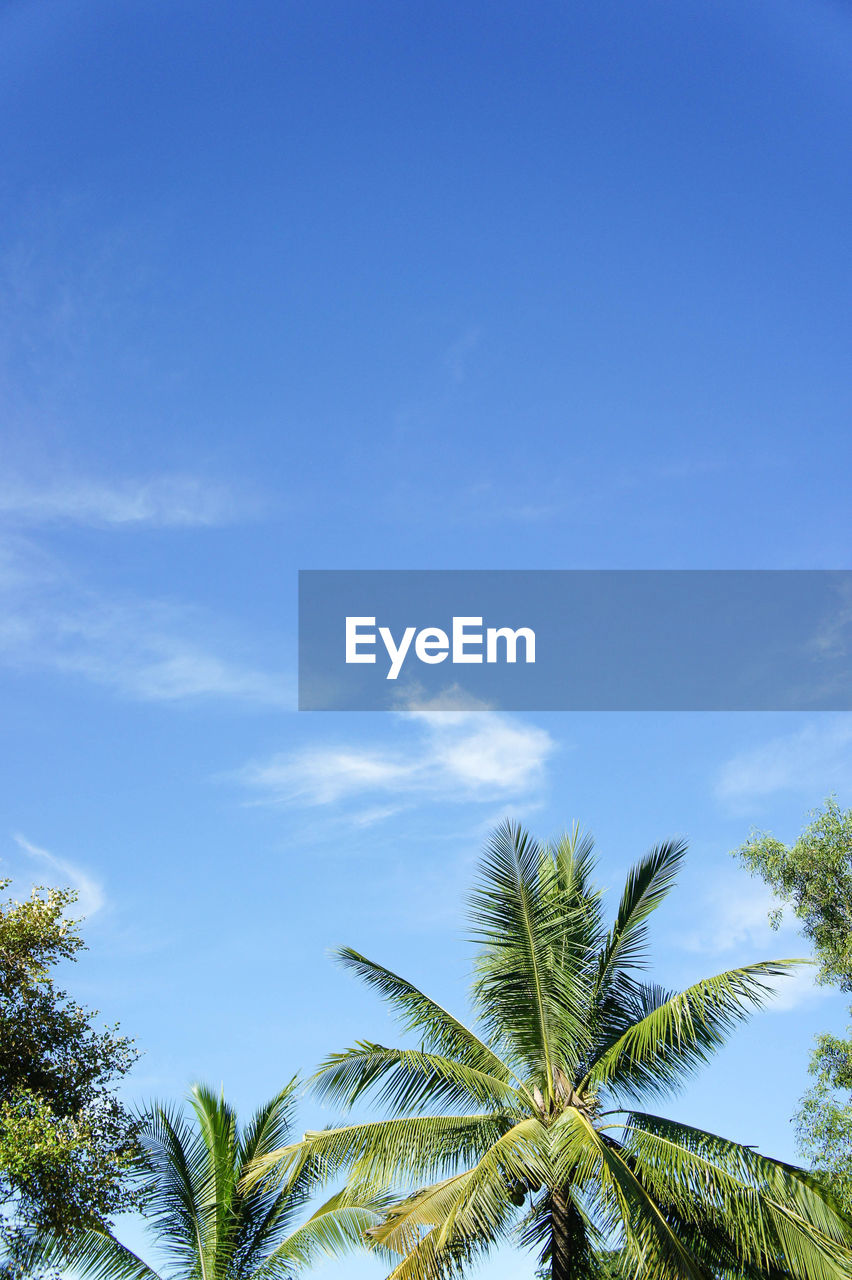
[2,1,852,1275]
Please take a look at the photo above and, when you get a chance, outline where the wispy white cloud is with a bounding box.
[0,215,283,706]
[59,629,291,706]
[762,963,825,1013]
[238,708,555,813]
[0,538,290,707]
[116,646,289,704]
[3,598,291,707]
[248,747,415,806]
[12,834,106,918]
[716,719,852,805]
[677,873,789,955]
[409,704,553,792]
[0,533,57,589]
[0,473,251,528]
[350,804,411,828]
[672,869,825,1012]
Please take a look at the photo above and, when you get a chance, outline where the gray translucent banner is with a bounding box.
[298,570,852,711]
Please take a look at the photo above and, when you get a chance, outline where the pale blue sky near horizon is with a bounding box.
[2,2,852,1276]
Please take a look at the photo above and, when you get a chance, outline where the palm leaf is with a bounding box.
[13,1231,163,1280]
[623,1113,852,1256]
[616,1121,852,1280]
[189,1084,241,1271]
[570,1109,713,1280]
[469,820,592,1092]
[238,1078,299,1168]
[313,1042,526,1113]
[596,839,687,990]
[247,1186,389,1279]
[246,1113,512,1197]
[335,948,515,1082]
[583,960,807,1101]
[30,1082,382,1280]
[138,1101,209,1272]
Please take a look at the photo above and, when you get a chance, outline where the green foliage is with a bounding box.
[735,799,852,1214]
[0,879,141,1258]
[30,1081,389,1280]
[251,821,850,1280]
[537,1249,626,1280]
[797,1035,852,1216]
[594,1251,628,1279]
[734,797,852,989]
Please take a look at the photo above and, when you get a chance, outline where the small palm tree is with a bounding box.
[252,822,852,1280]
[34,1080,384,1280]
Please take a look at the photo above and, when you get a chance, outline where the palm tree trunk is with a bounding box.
[551,1187,573,1280]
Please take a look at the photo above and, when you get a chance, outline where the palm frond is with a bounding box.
[368,1173,476,1255]
[187,1083,243,1273]
[247,1185,390,1279]
[238,1078,299,1168]
[583,961,807,1101]
[246,1113,512,1197]
[382,1222,495,1280]
[313,1042,527,1114]
[623,1112,852,1262]
[547,825,603,939]
[20,1230,163,1280]
[138,1100,210,1271]
[366,1116,547,1272]
[335,948,515,1082]
[433,1117,548,1248]
[597,839,687,990]
[469,820,592,1091]
[612,1118,852,1280]
[226,1078,310,1270]
[569,1109,714,1280]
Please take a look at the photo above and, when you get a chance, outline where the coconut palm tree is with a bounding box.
[250,822,852,1280]
[30,1080,385,1280]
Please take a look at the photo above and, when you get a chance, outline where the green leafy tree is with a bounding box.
[536,1246,626,1279]
[252,822,852,1280]
[32,1081,387,1280]
[735,798,852,1212]
[735,798,852,990]
[0,880,140,1261]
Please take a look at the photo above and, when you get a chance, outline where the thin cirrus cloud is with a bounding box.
[238,707,556,812]
[716,718,852,805]
[53,621,292,707]
[0,592,292,707]
[0,535,291,708]
[676,871,789,956]
[0,473,253,528]
[0,462,289,709]
[672,869,825,1013]
[12,834,106,918]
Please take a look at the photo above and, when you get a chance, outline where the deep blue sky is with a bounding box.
[1,2,851,1276]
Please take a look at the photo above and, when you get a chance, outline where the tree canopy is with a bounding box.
[0,879,140,1260]
[735,798,852,990]
[735,799,852,1214]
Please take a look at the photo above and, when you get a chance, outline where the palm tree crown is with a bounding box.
[36,1080,383,1280]
[257,822,852,1280]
